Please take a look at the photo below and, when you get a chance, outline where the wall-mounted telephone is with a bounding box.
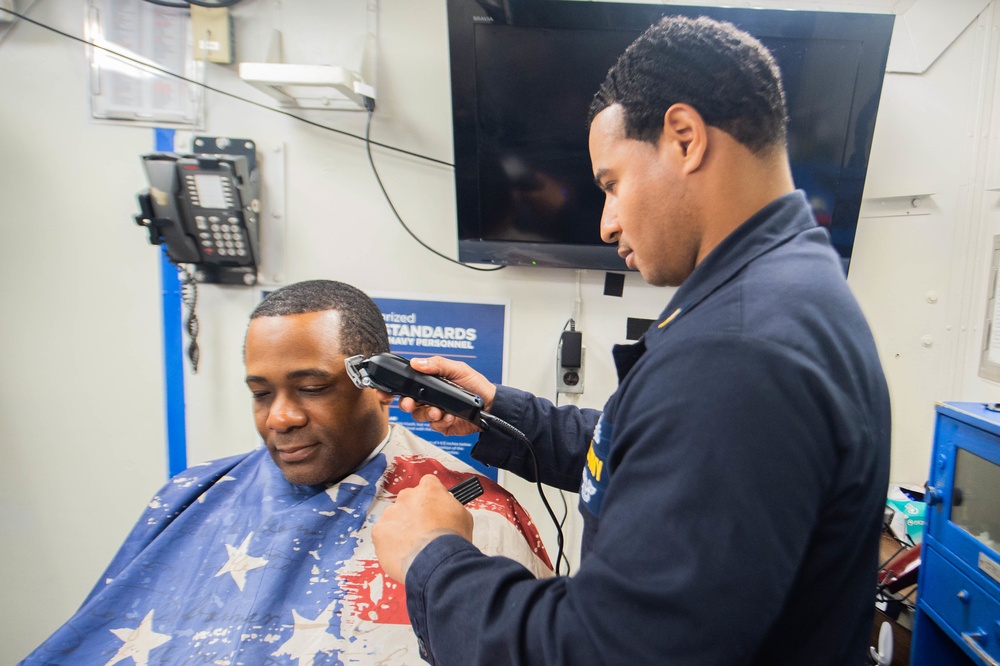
[135,137,260,285]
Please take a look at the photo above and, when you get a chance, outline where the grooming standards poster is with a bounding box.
[373,295,509,480]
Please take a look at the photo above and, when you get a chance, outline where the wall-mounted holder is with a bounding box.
[238,3,377,112]
[239,60,375,110]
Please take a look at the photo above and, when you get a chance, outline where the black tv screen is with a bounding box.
[447,0,894,271]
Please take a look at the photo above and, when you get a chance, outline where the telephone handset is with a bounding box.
[135,137,260,285]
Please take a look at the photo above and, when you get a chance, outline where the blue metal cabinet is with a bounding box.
[911,403,1000,666]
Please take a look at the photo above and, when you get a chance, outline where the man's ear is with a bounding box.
[377,391,396,407]
[661,103,708,174]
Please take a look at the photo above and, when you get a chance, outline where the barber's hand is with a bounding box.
[377,356,497,437]
[373,474,474,582]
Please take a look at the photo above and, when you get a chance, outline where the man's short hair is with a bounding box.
[250,280,390,358]
[589,15,788,153]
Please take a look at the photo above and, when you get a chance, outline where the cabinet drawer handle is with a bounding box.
[962,631,1000,666]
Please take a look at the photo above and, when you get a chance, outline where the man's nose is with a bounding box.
[600,200,620,244]
[267,394,306,432]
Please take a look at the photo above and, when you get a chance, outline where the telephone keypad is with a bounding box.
[196,213,250,263]
[183,169,250,264]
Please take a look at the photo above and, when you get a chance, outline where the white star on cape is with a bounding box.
[215,531,268,591]
[106,609,171,666]
[272,601,339,666]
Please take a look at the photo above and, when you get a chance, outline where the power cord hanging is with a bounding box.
[364,108,504,272]
[552,377,574,575]
[555,485,571,575]
[480,412,566,575]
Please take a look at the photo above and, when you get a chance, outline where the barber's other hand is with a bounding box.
[379,356,496,437]
[373,474,474,582]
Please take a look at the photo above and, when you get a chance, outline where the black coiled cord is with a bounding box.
[176,265,200,373]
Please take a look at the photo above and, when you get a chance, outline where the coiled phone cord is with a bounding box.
[176,264,200,373]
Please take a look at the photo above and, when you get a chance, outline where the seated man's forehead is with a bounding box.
[245,312,347,372]
[247,311,342,344]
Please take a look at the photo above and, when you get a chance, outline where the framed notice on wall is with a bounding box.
[86,0,203,127]
[979,236,1000,383]
[373,295,509,480]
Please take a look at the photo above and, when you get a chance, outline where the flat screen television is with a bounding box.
[447,0,894,271]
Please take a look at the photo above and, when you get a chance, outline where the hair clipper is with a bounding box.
[345,353,485,427]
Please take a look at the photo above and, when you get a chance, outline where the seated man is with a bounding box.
[22,279,551,665]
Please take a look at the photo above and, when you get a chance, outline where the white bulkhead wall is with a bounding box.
[1,0,998,661]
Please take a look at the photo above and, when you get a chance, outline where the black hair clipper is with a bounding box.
[345,353,485,427]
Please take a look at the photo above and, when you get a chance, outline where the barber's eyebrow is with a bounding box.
[245,369,333,384]
[593,169,609,189]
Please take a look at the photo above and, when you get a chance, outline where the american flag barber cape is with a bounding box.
[22,424,551,665]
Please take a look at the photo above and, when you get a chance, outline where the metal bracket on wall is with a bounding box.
[860,194,935,218]
[256,142,287,286]
[238,0,377,111]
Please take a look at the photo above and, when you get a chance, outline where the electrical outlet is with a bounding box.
[557,344,585,394]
